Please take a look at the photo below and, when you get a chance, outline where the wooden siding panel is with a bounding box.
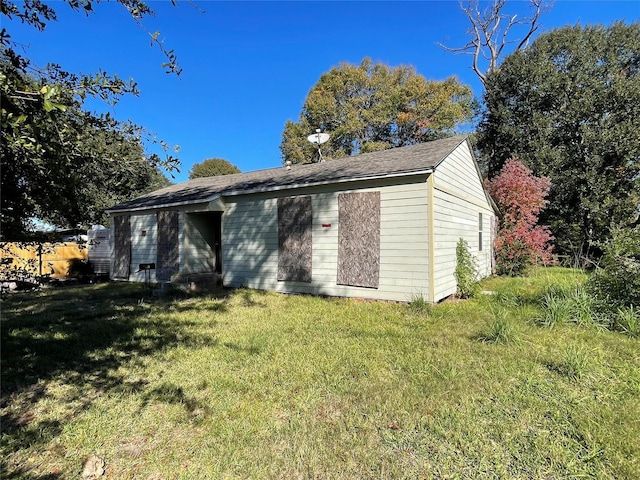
[433,143,488,205]
[223,181,429,302]
[432,189,495,301]
[129,214,158,282]
[112,215,131,279]
[157,210,180,281]
[425,141,496,301]
[223,198,278,290]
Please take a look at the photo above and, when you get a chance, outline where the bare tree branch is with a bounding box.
[438,0,550,87]
[516,0,544,50]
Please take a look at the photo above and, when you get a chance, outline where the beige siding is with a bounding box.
[222,197,278,289]
[129,214,158,282]
[222,178,430,302]
[182,214,215,274]
[434,142,489,206]
[124,211,185,283]
[432,142,495,301]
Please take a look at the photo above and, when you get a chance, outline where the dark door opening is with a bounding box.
[186,211,223,274]
[212,211,222,274]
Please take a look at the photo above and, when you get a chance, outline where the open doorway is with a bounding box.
[184,212,223,274]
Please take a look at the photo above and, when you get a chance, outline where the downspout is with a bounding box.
[427,174,436,302]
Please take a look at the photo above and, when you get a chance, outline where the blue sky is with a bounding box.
[5,0,639,183]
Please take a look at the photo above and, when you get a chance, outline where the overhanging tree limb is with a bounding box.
[0,0,185,239]
[0,0,199,80]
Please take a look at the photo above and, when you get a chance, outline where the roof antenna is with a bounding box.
[307,129,330,163]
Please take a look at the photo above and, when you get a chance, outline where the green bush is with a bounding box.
[495,237,532,276]
[586,226,640,309]
[455,238,479,298]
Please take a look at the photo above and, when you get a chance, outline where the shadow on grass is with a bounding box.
[0,283,228,474]
[141,382,202,414]
[238,288,268,307]
[0,461,63,480]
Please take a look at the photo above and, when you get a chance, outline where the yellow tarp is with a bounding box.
[0,242,88,279]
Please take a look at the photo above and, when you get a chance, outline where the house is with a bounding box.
[106,135,495,302]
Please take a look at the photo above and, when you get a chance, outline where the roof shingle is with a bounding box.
[107,135,468,212]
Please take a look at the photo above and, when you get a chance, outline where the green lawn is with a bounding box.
[2,268,639,479]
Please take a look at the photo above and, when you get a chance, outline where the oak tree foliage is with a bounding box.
[189,158,241,179]
[280,58,475,164]
[478,22,640,261]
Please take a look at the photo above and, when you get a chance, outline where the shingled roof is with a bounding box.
[107,135,469,213]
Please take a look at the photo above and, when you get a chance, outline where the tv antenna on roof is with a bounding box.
[307,129,330,163]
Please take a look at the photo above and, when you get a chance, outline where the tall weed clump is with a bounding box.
[538,293,572,327]
[454,238,479,298]
[408,293,432,315]
[537,286,606,330]
[559,344,591,380]
[479,308,521,344]
[532,228,640,337]
[613,306,640,338]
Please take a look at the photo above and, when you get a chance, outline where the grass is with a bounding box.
[558,344,591,380]
[478,307,522,345]
[1,268,639,479]
[613,306,640,338]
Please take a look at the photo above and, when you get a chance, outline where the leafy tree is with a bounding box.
[0,0,182,240]
[280,58,474,164]
[485,158,555,275]
[440,0,548,86]
[477,22,640,261]
[189,158,241,179]
[1,0,183,78]
[1,60,171,240]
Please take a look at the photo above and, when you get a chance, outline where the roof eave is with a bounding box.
[105,169,435,214]
[105,193,222,215]
[221,168,435,197]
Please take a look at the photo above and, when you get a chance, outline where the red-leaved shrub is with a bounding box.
[485,158,556,275]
